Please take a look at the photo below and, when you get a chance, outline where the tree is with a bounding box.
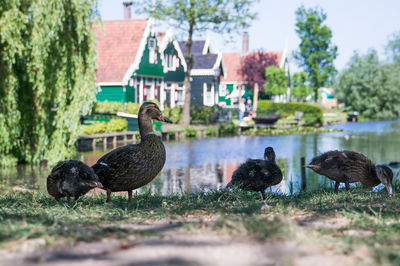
[264,66,287,96]
[386,31,400,64]
[134,0,258,125]
[0,0,97,166]
[293,6,338,101]
[239,51,281,92]
[291,72,311,102]
[335,50,400,119]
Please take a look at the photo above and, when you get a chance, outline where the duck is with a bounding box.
[306,150,393,195]
[227,147,283,200]
[91,102,172,203]
[47,160,103,202]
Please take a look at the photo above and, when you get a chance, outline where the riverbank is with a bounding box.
[1,188,399,265]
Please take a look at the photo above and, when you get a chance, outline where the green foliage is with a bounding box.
[264,66,288,96]
[134,0,258,125]
[163,107,183,123]
[218,123,238,135]
[386,31,400,64]
[291,72,312,102]
[293,6,338,101]
[94,101,142,115]
[81,118,128,135]
[185,127,197,138]
[190,106,219,124]
[335,50,400,119]
[257,100,323,125]
[206,126,218,136]
[0,0,97,166]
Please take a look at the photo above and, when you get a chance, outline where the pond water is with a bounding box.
[2,120,400,195]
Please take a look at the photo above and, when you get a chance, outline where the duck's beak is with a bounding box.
[162,116,173,123]
[305,164,319,171]
[86,181,103,189]
[385,182,394,196]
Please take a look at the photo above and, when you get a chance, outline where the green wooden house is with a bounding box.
[95,18,165,105]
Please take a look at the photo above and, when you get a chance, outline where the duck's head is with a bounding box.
[376,164,394,196]
[305,156,324,174]
[264,147,276,162]
[139,102,172,123]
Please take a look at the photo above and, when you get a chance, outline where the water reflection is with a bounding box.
[1,120,400,195]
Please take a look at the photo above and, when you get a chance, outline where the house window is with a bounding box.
[203,83,214,106]
[220,84,227,96]
[148,37,157,64]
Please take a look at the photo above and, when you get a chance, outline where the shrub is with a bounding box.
[163,107,182,123]
[126,102,141,114]
[257,100,323,125]
[107,118,128,132]
[185,127,197,137]
[81,118,127,135]
[190,105,220,124]
[218,123,238,135]
[206,126,218,136]
[94,101,125,114]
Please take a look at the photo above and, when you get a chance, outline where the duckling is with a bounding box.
[47,160,102,202]
[91,102,172,203]
[227,147,283,200]
[306,150,393,195]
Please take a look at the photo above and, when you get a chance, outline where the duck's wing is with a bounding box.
[91,144,141,184]
[338,151,376,182]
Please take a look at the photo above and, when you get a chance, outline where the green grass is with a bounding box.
[1,187,400,264]
[243,126,342,136]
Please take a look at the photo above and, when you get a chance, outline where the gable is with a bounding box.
[94,20,148,84]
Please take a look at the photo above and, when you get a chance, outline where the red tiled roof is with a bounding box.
[94,20,148,83]
[221,51,284,83]
[221,53,242,82]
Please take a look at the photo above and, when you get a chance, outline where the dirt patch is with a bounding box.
[1,219,362,266]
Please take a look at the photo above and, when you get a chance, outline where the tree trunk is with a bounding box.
[181,20,195,126]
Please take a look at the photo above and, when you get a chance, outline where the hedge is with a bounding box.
[81,118,128,135]
[257,100,323,125]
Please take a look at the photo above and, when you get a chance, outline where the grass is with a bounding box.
[1,187,400,264]
[243,126,343,136]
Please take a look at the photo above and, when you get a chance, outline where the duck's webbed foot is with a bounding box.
[334,181,340,193]
[260,190,266,200]
[106,189,112,202]
[128,190,132,203]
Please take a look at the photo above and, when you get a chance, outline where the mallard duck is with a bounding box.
[306,150,393,195]
[227,147,283,199]
[91,102,172,203]
[47,160,102,202]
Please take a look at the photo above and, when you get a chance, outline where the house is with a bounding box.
[219,33,288,107]
[179,39,225,107]
[159,29,187,108]
[94,18,165,104]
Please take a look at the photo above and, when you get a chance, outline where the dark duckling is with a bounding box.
[91,102,172,203]
[306,150,393,195]
[227,147,283,200]
[47,160,103,202]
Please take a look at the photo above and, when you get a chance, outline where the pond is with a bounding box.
[2,120,400,195]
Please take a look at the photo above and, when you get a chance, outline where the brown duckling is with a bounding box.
[47,160,102,202]
[227,147,283,200]
[91,102,172,203]
[306,150,393,195]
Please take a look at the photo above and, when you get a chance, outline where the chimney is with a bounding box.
[242,32,249,54]
[123,2,133,20]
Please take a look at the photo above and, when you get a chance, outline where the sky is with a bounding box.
[98,0,400,72]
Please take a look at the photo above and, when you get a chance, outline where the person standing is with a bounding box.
[238,98,246,123]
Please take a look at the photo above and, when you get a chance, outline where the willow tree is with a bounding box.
[0,0,97,166]
[134,0,258,125]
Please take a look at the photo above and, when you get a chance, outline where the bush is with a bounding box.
[206,126,218,136]
[163,107,182,123]
[190,105,220,124]
[94,100,156,115]
[218,123,238,135]
[257,100,323,125]
[185,127,197,137]
[81,118,127,135]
